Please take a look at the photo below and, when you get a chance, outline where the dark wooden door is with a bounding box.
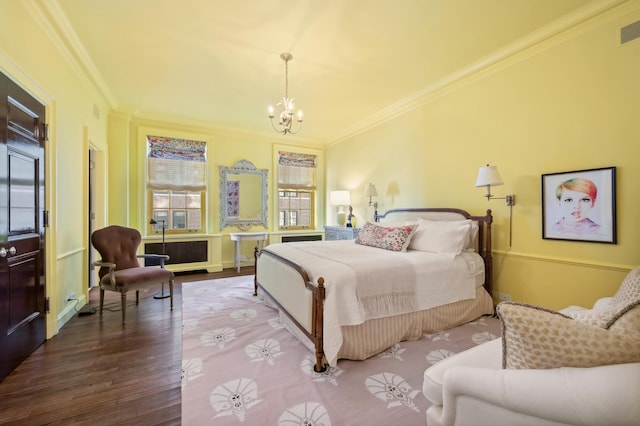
[0,71,47,382]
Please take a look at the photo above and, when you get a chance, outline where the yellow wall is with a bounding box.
[110,115,324,269]
[326,2,640,309]
[2,0,639,339]
[0,2,112,333]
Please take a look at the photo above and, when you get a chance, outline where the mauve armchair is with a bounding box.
[91,225,174,324]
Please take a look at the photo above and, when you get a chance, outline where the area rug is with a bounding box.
[181,276,500,425]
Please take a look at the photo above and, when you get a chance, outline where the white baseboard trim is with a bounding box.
[57,294,87,330]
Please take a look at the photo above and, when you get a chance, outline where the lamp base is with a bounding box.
[153,282,171,299]
[153,291,171,299]
[337,212,346,227]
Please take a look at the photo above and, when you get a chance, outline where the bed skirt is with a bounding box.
[260,286,494,363]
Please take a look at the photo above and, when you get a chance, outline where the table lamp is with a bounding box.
[330,190,351,226]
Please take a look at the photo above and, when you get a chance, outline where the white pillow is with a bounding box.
[464,220,479,251]
[408,218,471,258]
[377,220,417,228]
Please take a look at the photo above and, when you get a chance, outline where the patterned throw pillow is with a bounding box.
[612,266,640,306]
[567,266,640,327]
[497,301,640,369]
[355,221,417,252]
[606,302,640,335]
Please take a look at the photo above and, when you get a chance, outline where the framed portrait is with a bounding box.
[542,166,616,244]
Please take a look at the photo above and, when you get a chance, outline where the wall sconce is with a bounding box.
[475,164,516,246]
[330,190,351,226]
[364,182,378,219]
[474,164,515,206]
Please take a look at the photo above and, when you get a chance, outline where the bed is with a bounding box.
[254,208,494,372]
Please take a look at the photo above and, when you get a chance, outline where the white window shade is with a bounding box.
[148,158,207,191]
[147,135,207,191]
[278,151,316,189]
[278,164,315,188]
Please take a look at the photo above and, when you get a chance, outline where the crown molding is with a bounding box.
[26,0,635,147]
[27,0,117,108]
[328,0,632,145]
[0,52,53,105]
[115,107,327,147]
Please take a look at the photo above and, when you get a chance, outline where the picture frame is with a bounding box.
[542,166,616,244]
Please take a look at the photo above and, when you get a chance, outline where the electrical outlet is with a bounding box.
[67,292,76,301]
[499,293,511,302]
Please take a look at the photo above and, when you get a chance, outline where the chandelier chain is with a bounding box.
[284,57,289,99]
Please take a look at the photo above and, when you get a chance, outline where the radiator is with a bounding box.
[281,234,322,243]
[144,240,208,266]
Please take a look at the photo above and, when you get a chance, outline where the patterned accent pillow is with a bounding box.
[567,266,640,327]
[355,221,417,252]
[497,301,640,369]
[606,302,640,335]
[612,266,640,306]
[565,307,612,327]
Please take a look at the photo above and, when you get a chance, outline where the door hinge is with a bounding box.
[45,297,50,313]
[43,123,49,141]
[43,210,49,228]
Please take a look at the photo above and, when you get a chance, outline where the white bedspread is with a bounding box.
[263,240,485,366]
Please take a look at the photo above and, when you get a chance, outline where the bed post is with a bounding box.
[253,246,260,296]
[312,277,327,372]
[484,209,493,297]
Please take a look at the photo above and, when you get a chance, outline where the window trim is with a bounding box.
[277,189,313,230]
[273,144,323,231]
[138,126,212,235]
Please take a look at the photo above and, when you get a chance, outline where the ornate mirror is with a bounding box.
[219,160,268,230]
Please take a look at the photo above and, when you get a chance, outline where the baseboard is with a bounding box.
[57,294,87,330]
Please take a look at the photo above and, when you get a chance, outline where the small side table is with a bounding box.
[324,226,360,241]
[229,232,268,272]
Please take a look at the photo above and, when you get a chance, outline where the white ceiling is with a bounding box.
[51,0,592,142]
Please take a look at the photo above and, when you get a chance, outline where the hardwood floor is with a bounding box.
[0,268,253,426]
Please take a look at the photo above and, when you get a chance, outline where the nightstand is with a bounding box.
[324,226,360,240]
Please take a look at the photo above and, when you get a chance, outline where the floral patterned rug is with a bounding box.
[181,275,500,425]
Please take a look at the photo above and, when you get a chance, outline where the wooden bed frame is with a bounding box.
[254,208,493,372]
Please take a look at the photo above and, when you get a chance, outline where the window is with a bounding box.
[147,135,207,232]
[150,190,202,230]
[278,151,316,229]
[279,190,311,227]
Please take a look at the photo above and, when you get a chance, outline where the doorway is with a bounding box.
[89,148,96,288]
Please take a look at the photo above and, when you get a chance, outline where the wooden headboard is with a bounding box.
[374,208,494,295]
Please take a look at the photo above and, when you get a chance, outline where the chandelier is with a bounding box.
[268,52,303,135]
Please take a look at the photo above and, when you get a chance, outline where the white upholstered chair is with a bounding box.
[423,267,640,426]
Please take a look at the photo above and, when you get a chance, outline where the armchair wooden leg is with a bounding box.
[99,289,105,315]
[135,290,139,305]
[121,292,127,324]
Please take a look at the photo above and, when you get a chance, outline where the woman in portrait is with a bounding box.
[552,178,600,235]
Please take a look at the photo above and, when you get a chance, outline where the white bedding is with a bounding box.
[262,239,485,366]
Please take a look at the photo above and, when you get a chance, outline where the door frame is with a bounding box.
[87,140,107,293]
